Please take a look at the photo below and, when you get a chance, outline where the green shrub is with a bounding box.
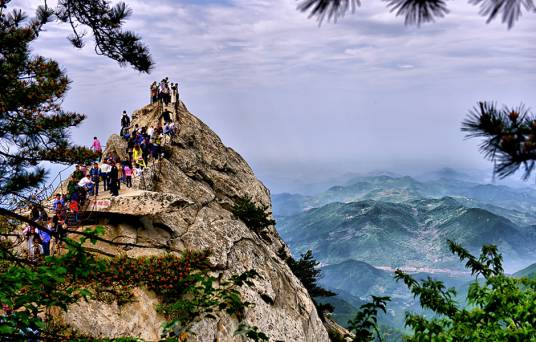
[350,240,536,341]
[395,240,536,341]
[0,225,265,340]
[279,248,336,321]
[347,296,391,342]
[86,251,261,339]
[283,249,336,298]
[232,196,275,234]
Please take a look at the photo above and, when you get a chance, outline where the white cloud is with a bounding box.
[7,0,536,183]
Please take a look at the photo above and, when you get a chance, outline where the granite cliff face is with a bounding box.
[64,101,330,341]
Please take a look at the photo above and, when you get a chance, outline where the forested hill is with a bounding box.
[277,197,536,272]
[274,174,536,273]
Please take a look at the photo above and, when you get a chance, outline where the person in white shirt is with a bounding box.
[99,160,112,191]
[22,225,40,259]
[78,175,95,195]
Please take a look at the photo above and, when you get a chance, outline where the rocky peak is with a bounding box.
[66,100,330,341]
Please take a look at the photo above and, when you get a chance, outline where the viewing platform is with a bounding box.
[82,189,193,216]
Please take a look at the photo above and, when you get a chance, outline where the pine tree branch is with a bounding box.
[297,0,533,27]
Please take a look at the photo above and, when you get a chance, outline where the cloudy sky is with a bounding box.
[12,0,536,191]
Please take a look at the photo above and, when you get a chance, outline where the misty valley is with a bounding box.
[272,169,536,334]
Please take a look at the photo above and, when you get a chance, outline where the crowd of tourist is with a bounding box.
[20,80,180,260]
[150,77,179,106]
[22,159,126,259]
[121,78,179,168]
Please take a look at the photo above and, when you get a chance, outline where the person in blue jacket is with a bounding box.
[38,227,51,256]
[89,162,101,196]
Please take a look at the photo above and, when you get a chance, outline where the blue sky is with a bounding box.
[12,0,536,191]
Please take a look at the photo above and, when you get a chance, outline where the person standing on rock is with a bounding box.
[72,165,84,182]
[80,164,88,177]
[150,81,158,104]
[162,109,171,124]
[151,133,161,160]
[30,204,40,222]
[164,122,176,136]
[99,160,111,191]
[159,79,166,104]
[91,137,102,153]
[22,225,38,260]
[126,136,135,163]
[52,193,64,211]
[121,110,130,132]
[133,144,145,169]
[89,162,101,196]
[131,128,142,146]
[117,163,123,191]
[37,226,51,257]
[124,163,133,188]
[171,83,177,106]
[160,79,171,106]
[66,178,77,200]
[109,162,119,196]
[68,199,79,225]
[141,136,150,166]
[78,174,95,196]
[147,126,154,138]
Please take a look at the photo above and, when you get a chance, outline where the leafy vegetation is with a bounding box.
[0,227,265,340]
[0,227,105,339]
[347,295,391,342]
[284,250,336,298]
[232,196,275,234]
[0,0,155,335]
[344,241,536,341]
[394,240,536,340]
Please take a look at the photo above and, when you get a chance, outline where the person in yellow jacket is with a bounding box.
[133,144,146,168]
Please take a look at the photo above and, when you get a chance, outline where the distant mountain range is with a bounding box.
[272,171,536,331]
[277,197,536,272]
[274,175,536,225]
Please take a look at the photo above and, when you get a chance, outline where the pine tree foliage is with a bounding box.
[288,250,336,298]
[54,0,153,72]
[298,0,361,23]
[385,0,449,26]
[297,0,534,27]
[462,101,536,180]
[279,249,336,299]
[232,196,276,234]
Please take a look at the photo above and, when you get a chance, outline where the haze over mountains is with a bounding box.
[272,168,536,329]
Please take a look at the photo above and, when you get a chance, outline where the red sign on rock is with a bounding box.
[88,199,112,210]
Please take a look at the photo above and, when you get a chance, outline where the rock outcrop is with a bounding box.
[64,101,330,341]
